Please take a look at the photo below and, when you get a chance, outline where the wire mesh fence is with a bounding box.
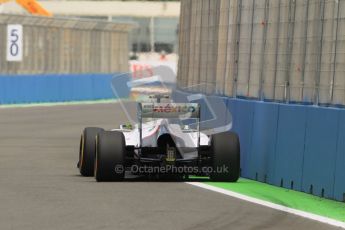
[177,0,345,106]
[0,14,133,74]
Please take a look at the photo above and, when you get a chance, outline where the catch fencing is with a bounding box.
[0,14,133,74]
[178,0,345,106]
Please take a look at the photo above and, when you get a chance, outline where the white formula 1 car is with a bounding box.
[78,96,240,182]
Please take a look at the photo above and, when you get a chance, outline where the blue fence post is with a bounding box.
[334,110,345,201]
[302,107,339,199]
[274,104,307,190]
[232,99,255,179]
[248,101,279,184]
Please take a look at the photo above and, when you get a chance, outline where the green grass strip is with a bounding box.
[202,178,345,222]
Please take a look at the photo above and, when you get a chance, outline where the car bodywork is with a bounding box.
[78,95,240,182]
[111,102,212,171]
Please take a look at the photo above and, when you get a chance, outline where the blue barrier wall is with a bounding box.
[228,99,345,201]
[302,107,339,198]
[274,104,307,191]
[0,74,129,104]
[172,89,345,201]
[229,99,254,179]
[335,110,345,201]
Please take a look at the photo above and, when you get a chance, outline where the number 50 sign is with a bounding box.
[7,24,23,62]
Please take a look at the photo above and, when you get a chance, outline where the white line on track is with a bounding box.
[186,182,345,229]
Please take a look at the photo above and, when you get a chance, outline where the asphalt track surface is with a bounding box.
[0,102,339,230]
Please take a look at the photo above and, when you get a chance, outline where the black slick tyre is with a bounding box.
[79,127,104,176]
[95,131,126,182]
[210,131,240,182]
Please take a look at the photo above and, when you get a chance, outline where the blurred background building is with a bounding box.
[1,0,180,58]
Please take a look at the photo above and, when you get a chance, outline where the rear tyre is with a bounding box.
[210,131,240,182]
[79,127,104,176]
[95,131,126,182]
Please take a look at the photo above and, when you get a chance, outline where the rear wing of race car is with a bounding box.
[137,102,201,147]
[139,103,200,119]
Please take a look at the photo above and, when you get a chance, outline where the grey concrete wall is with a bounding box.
[177,0,345,106]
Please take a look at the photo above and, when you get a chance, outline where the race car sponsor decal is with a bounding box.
[140,103,199,118]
